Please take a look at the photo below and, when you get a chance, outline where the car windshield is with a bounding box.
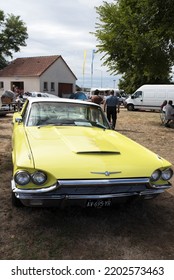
[27,102,110,129]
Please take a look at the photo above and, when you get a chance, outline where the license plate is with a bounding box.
[86,199,112,208]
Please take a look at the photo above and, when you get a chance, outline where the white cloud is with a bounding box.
[0,0,119,88]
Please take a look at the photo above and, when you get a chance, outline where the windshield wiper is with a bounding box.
[37,121,75,128]
[92,122,108,129]
[37,123,57,128]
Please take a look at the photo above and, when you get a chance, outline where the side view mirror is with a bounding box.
[131,95,134,99]
[15,117,23,124]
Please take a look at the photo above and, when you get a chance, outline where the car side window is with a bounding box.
[27,103,41,126]
[19,99,29,124]
[134,91,142,98]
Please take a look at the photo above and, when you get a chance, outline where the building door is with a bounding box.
[58,83,73,98]
[11,81,24,94]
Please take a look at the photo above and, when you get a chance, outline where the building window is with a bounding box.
[0,82,4,89]
[51,82,55,91]
[43,82,48,91]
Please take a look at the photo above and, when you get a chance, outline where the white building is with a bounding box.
[0,55,77,98]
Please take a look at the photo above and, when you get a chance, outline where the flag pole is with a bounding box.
[91,49,95,89]
[82,50,87,90]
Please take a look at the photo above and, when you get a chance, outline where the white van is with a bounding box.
[125,84,174,111]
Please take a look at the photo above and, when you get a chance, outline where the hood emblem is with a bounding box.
[91,171,121,176]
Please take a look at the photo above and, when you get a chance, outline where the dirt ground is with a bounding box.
[0,109,174,260]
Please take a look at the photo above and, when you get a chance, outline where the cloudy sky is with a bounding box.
[1,0,120,89]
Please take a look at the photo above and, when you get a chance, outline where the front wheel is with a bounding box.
[127,104,134,111]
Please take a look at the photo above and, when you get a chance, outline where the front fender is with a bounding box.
[12,123,34,172]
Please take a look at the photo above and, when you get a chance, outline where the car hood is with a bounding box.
[24,126,170,179]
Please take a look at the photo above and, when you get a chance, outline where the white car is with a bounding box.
[23,92,58,99]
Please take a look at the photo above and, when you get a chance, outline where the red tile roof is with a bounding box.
[0,55,61,77]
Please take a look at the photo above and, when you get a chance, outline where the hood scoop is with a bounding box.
[54,132,121,154]
[77,151,120,155]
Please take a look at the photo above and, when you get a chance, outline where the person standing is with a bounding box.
[161,100,167,112]
[165,100,174,127]
[91,89,103,105]
[104,90,120,129]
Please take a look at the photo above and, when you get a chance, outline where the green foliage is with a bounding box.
[94,0,174,93]
[0,56,9,69]
[0,10,28,69]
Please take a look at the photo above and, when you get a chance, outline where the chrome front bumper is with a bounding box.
[11,178,172,207]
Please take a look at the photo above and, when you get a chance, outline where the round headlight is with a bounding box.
[31,171,47,185]
[14,171,31,185]
[161,168,173,181]
[150,169,161,182]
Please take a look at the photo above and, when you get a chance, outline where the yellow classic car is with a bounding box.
[11,97,173,207]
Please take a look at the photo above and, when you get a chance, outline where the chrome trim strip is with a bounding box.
[91,171,122,176]
[16,188,166,201]
[16,192,138,200]
[140,189,164,196]
[58,178,150,186]
[12,178,171,195]
[149,182,172,189]
[66,193,137,199]
[11,180,57,194]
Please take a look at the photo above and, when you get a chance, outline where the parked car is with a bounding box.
[11,98,173,208]
[0,104,12,116]
[23,92,57,100]
[117,93,126,105]
[0,90,16,115]
[69,91,88,100]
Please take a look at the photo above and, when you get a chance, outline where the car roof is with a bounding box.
[27,97,99,107]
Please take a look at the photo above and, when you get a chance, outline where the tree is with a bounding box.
[0,10,28,69]
[94,0,174,93]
